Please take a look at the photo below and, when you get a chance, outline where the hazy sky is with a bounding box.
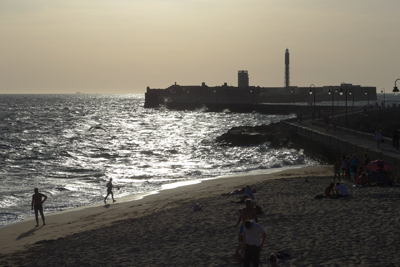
[1,0,399,94]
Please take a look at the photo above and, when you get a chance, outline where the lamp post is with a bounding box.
[328,86,334,118]
[365,90,369,106]
[339,82,348,128]
[291,89,294,105]
[393,79,400,96]
[349,89,355,115]
[381,88,385,107]
[309,84,316,121]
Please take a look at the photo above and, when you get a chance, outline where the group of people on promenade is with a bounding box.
[369,126,400,151]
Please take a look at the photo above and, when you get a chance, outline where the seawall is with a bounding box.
[282,119,400,180]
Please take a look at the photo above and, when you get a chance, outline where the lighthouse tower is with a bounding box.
[285,49,290,88]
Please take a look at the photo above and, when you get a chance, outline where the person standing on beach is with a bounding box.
[334,159,341,183]
[242,220,266,267]
[31,188,47,227]
[341,156,349,180]
[364,153,370,167]
[234,199,258,239]
[349,154,358,183]
[234,199,258,261]
[104,178,116,204]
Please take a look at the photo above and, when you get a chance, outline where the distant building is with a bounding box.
[144,49,377,108]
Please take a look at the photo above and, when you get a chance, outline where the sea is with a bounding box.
[2,92,391,228]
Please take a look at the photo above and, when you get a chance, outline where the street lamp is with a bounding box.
[339,82,348,128]
[328,86,334,118]
[309,84,316,121]
[381,88,385,107]
[291,89,294,105]
[349,89,355,115]
[365,90,369,106]
[393,79,400,96]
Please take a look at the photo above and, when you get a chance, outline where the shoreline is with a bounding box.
[1,165,308,229]
[2,165,399,266]
[0,166,325,255]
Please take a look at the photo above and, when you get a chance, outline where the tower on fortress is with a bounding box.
[285,49,290,88]
[238,70,249,88]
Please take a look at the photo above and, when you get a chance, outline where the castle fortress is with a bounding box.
[144,49,376,108]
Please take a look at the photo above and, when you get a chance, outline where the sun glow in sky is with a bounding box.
[1,0,399,94]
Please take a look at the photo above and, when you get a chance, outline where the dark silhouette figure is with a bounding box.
[392,129,399,150]
[104,178,116,204]
[31,188,47,227]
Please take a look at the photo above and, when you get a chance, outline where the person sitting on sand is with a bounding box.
[31,188,47,227]
[104,178,116,204]
[238,185,255,202]
[324,183,335,198]
[221,187,245,196]
[356,166,365,184]
[334,182,349,197]
[357,172,370,186]
[269,253,279,267]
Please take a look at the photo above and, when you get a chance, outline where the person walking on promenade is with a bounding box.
[392,129,400,150]
[31,188,47,227]
[375,129,382,149]
[242,220,267,267]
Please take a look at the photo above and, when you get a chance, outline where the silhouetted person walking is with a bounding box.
[104,178,117,204]
[31,188,47,227]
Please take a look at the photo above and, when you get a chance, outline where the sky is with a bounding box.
[0,0,399,94]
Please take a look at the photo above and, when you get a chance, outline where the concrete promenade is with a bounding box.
[282,117,400,180]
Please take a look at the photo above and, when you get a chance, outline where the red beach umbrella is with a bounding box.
[366,160,391,172]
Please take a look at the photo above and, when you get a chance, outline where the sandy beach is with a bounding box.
[1,165,400,266]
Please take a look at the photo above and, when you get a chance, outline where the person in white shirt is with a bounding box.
[242,220,267,267]
[334,182,349,197]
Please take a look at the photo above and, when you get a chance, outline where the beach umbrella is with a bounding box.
[366,160,391,172]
